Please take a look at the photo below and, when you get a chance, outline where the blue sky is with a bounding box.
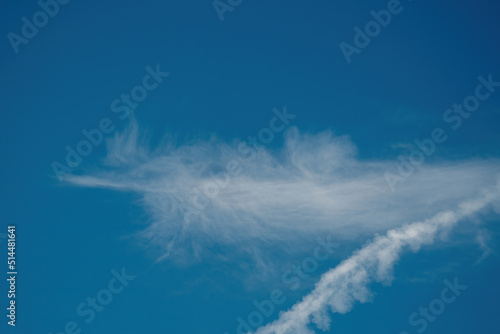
[1,0,500,333]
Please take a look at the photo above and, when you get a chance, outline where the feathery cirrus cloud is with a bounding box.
[65,119,500,264]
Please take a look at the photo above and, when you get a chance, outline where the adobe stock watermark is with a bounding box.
[7,0,71,54]
[48,268,135,334]
[339,0,407,64]
[213,0,243,22]
[181,106,296,223]
[385,74,499,191]
[51,64,169,182]
[225,235,339,334]
[399,277,467,334]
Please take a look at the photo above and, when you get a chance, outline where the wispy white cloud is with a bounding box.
[65,119,500,264]
[474,228,494,264]
[253,186,500,334]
